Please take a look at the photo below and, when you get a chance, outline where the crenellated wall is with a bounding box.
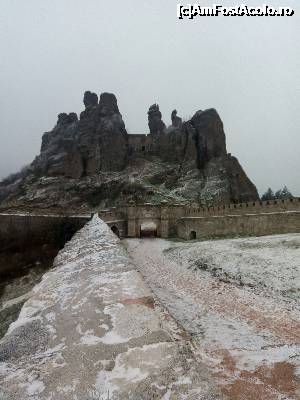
[177,211,300,240]
[98,198,300,239]
[184,197,300,217]
[1,197,299,265]
[179,197,300,239]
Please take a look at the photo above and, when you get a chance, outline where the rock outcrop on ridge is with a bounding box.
[32,92,128,178]
[0,91,259,211]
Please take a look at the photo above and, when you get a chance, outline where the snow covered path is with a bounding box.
[0,217,223,400]
[124,236,300,400]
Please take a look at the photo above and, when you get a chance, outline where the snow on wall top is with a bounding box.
[0,216,219,399]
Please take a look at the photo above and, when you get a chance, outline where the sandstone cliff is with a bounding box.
[0,91,259,211]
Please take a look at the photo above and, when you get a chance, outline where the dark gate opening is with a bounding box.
[111,226,120,237]
[189,230,197,240]
[140,222,157,238]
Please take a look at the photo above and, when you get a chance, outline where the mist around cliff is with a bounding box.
[0,0,299,195]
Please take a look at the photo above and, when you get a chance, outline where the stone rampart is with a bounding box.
[98,198,300,239]
[0,213,92,278]
[0,213,91,250]
[184,197,300,217]
[0,216,208,399]
[178,211,300,240]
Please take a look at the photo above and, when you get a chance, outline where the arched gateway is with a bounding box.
[140,222,157,238]
[98,198,300,240]
[111,225,120,237]
[189,230,197,240]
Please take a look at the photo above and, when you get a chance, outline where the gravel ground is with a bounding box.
[124,235,300,400]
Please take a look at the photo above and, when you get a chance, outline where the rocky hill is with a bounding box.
[0,91,259,211]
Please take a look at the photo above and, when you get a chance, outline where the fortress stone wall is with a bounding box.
[1,198,299,254]
[98,204,185,238]
[0,213,92,248]
[177,211,300,240]
[98,197,300,239]
[0,213,91,277]
[184,197,300,217]
[127,134,148,154]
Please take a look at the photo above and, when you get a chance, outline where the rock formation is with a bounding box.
[0,91,259,210]
[148,104,166,135]
[83,91,98,108]
[32,91,128,179]
[78,92,128,175]
[171,110,182,128]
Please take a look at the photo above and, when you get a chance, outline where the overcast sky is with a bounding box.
[0,0,299,195]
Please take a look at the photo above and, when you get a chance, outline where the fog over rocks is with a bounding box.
[0,90,259,210]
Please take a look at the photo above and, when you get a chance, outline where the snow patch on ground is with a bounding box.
[167,233,300,301]
[124,235,300,398]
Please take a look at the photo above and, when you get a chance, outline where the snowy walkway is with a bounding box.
[0,217,222,400]
[124,236,300,400]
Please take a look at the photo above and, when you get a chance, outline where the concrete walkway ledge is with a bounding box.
[0,216,222,400]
